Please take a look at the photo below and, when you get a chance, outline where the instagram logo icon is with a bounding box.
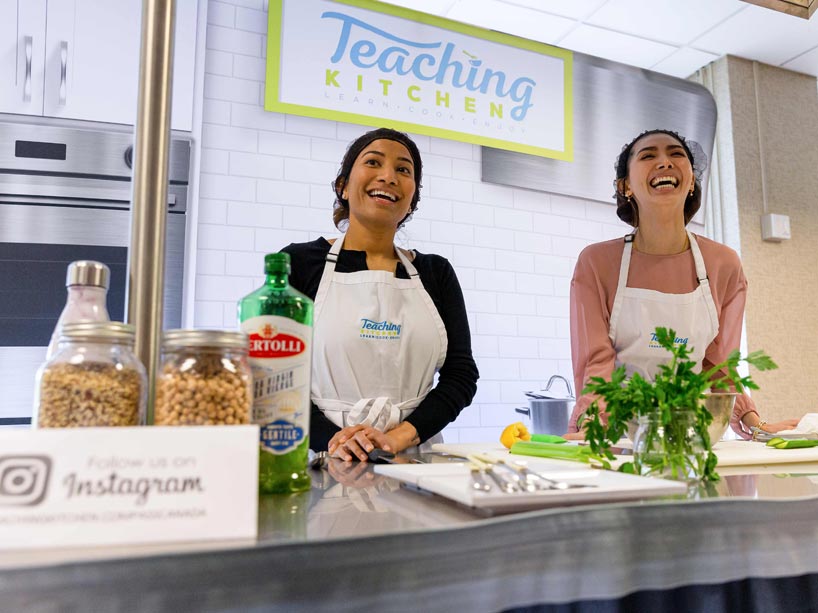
[0,456,51,506]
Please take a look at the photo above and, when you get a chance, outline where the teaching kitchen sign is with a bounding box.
[265,0,573,160]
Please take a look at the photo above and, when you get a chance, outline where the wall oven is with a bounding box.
[0,120,190,426]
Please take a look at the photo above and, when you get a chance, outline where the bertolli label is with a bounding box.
[241,316,311,455]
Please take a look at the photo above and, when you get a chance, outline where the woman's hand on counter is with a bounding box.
[741,412,802,434]
[759,419,801,433]
[328,421,421,461]
[329,425,393,461]
[385,421,420,453]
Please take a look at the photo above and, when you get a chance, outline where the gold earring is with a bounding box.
[688,187,694,197]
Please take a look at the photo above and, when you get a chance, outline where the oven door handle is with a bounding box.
[0,182,177,207]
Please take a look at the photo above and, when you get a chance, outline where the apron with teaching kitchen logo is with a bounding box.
[608,230,720,381]
[310,234,448,451]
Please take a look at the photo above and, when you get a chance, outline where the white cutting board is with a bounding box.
[431,442,590,470]
[434,440,818,470]
[376,457,686,513]
[714,440,818,467]
[431,442,629,471]
[432,442,556,461]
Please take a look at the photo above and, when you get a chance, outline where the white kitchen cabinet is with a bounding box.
[0,0,47,116]
[0,0,196,131]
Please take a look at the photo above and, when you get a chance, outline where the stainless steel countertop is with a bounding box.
[4,454,818,612]
[260,455,818,544]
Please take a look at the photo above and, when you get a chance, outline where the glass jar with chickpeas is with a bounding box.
[155,330,253,426]
[34,322,147,428]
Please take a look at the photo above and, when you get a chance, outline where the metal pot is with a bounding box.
[516,375,575,435]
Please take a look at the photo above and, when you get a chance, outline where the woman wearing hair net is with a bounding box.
[567,129,798,440]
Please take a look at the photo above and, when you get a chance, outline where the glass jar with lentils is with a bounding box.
[155,330,252,426]
[34,322,147,428]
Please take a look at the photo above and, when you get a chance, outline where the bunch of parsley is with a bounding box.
[583,327,777,482]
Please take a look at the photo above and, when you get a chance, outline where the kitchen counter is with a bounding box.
[3,452,818,612]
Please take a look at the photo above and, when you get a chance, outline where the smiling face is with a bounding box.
[623,132,696,219]
[341,139,417,231]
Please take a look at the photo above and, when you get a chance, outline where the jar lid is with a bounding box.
[66,260,110,289]
[162,329,249,350]
[59,321,135,343]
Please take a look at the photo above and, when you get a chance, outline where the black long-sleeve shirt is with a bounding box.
[281,238,479,450]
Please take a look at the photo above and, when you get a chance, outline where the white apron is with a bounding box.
[609,230,720,381]
[311,235,448,451]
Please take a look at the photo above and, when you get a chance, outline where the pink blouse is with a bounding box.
[569,233,758,438]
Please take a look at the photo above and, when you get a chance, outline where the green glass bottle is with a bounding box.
[238,253,313,494]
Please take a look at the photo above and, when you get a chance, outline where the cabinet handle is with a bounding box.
[59,41,68,105]
[23,36,33,103]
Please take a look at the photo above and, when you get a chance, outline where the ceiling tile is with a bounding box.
[373,0,458,15]
[693,4,818,65]
[782,45,818,78]
[650,47,721,78]
[557,24,678,69]
[586,0,744,46]
[360,0,818,80]
[497,0,609,20]
[445,0,576,44]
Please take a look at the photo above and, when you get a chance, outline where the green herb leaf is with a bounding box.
[745,350,778,371]
[618,462,636,474]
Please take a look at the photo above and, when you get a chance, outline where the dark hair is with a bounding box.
[332,127,423,230]
[614,129,705,227]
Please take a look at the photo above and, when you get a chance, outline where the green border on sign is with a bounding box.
[265,0,573,161]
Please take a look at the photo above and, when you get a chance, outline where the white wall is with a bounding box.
[192,0,702,443]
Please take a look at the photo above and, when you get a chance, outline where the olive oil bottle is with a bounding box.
[238,253,313,494]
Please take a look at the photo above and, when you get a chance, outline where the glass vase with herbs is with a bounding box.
[582,327,777,482]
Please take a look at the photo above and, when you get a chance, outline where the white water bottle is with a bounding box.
[46,260,111,360]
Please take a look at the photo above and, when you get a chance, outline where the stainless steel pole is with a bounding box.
[127,0,175,424]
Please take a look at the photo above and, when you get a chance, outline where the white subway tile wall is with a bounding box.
[194,0,701,443]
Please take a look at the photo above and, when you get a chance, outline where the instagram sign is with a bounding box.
[0,456,51,506]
